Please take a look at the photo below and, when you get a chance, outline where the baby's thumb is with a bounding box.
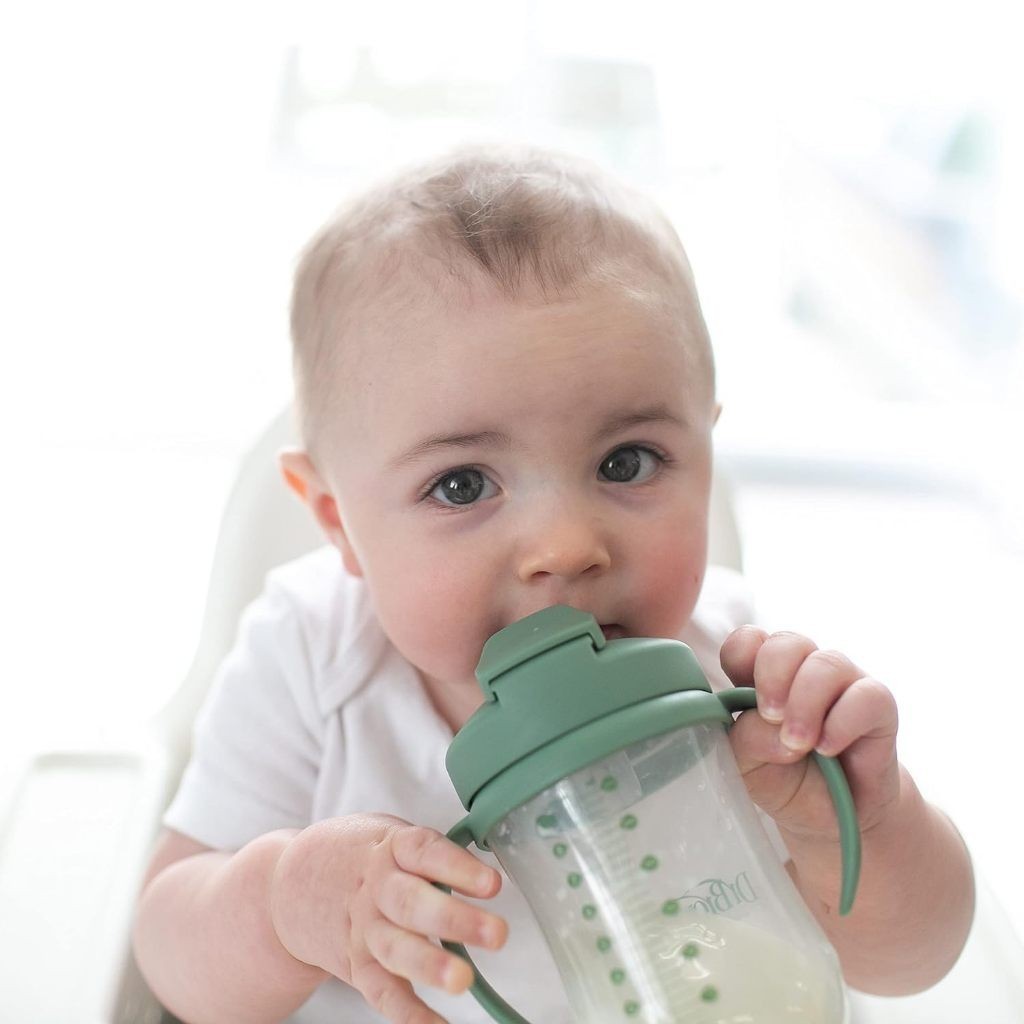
[719,625,769,687]
[728,709,809,815]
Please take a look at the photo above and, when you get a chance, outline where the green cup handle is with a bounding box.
[718,686,862,915]
[436,819,532,1024]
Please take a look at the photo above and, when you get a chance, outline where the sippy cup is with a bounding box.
[441,606,861,1024]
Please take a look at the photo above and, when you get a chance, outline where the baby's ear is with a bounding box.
[276,448,363,577]
[278,447,312,502]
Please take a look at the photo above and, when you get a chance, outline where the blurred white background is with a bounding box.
[1,0,1021,978]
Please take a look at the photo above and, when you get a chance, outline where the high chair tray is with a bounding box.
[0,744,176,1023]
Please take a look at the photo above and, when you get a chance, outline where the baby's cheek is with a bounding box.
[380,563,493,681]
[633,529,707,635]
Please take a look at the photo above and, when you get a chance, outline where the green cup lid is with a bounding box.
[446,606,716,810]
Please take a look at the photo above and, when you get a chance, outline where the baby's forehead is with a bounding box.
[334,266,713,429]
[348,249,707,359]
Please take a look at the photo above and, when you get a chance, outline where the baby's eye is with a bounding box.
[598,446,662,484]
[427,467,498,507]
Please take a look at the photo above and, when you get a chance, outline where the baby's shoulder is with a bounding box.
[263,545,352,631]
[261,546,390,714]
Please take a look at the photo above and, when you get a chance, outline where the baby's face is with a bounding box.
[320,275,718,717]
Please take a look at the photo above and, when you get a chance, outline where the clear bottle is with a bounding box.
[443,606,859,1024]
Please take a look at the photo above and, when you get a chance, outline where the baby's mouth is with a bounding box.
[600,623,626,641]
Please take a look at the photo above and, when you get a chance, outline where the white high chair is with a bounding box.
[0,406,1020,1023]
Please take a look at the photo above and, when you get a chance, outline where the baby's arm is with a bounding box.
[720,627,974,995]
[780,766,974,993]
[133,814,507,1024]
[133,828,326,1022]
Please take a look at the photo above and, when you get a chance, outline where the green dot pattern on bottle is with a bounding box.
[596,936,612,952]
[610,968,626,985]
[582,904,597,920]
[681,942,699,959]
[661,899,680,916]
[624,1000,640,1017]
[701,985,718,1003]
[640,855,658,871]
[619,814,638,830]
[601,775,618,791]
[567,872,582,888]
[553,842,568,858]
[536,813,557,831]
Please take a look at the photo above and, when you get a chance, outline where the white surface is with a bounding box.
[0,746,175,1023]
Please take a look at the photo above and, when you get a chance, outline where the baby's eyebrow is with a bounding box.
[389,430,513,470]
[594,405,687,441]
[389,405,687,471]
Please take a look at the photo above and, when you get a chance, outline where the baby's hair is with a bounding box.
[290,141,712,463]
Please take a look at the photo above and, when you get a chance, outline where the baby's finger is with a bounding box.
[355,959,448,1024]
[729,704,807,771]
[719,625,769,687]
[815,676,898,758]
[780,650,862,753]
[751,632,819,723]
[378,871,508,950]
[363,917,474,995]
[392,826,501,898]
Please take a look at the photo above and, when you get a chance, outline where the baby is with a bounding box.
[133,142,975,1023]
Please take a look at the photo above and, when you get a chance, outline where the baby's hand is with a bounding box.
[720,627,901,840]
[268,813,506,1024]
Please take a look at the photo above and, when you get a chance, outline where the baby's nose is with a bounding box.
[515,508,611,582]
